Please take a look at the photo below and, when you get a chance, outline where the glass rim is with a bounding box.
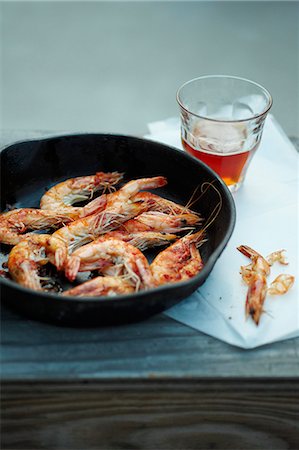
[176,75,273,123]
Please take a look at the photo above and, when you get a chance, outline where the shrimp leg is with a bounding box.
[120,211,200,234]
[132,192,197,215]
[98,230,177,251]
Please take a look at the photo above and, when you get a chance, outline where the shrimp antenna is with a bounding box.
[183,181,218,213]
[178,182,222,248]
[200,181,223,234]
[183,184,202,212]
[262,308,274,319]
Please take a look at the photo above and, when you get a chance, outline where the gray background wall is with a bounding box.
[1,1,298,137]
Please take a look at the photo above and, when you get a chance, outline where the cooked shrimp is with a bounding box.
[48,177,167,271]
[40,171,123,217]
[267,274,295,295]
[0,208,73,246]
[101,176,167,216]
[151,230,205,285]
[7,234,50,291]
[132,192,195,215]
[120,211,200,234]
[65,238,155,290]
[88,231,176,279]
[62,276,134,297]
[237,245,270,325]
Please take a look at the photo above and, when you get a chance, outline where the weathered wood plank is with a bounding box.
[2,305,299,379]
[2,380,299,450]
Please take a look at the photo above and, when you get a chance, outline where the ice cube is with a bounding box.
[192,120,247,153]
[232,101,254,120]
[196,101,208,116]
[234,94,268,118]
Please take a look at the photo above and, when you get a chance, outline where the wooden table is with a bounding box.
[1,132,299,449]
[2,304,299,450]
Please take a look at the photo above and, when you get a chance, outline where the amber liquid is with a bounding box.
[182,138,256,187]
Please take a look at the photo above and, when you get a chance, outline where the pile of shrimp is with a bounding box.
[237,245,295,325]
[0,171,207,298]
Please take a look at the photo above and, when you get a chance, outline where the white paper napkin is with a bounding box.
[145,115,298,349]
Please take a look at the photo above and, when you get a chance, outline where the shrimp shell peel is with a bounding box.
[267,274,295,295]
[238,245,295,325]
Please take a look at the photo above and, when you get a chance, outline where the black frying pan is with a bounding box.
[0,134,236,325]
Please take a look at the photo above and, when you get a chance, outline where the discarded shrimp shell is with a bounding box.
[237,245,271,277]
[245,271,268,324]
[237,245,295,325]
[267,274,295,295]
[237,245,270,325]
[266,250,288,266]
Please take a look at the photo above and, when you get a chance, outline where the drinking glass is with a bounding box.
[177,75,272,192]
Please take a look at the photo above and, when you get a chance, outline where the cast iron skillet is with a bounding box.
[0,134,236,326]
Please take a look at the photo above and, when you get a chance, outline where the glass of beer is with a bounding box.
[177,75,272,192]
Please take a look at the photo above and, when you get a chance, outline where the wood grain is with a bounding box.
[2,305,299,380]
[2,380,299,450]
[2,303,299,449]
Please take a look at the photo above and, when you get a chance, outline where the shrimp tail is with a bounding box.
[65,255,81,281]
[237,245,261,260]
[55,247,68,271]
[19,261,43,291]
[94,171,124,191]
[141,176,167,190]
[135,257,156,289]
[82,194,107,216]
